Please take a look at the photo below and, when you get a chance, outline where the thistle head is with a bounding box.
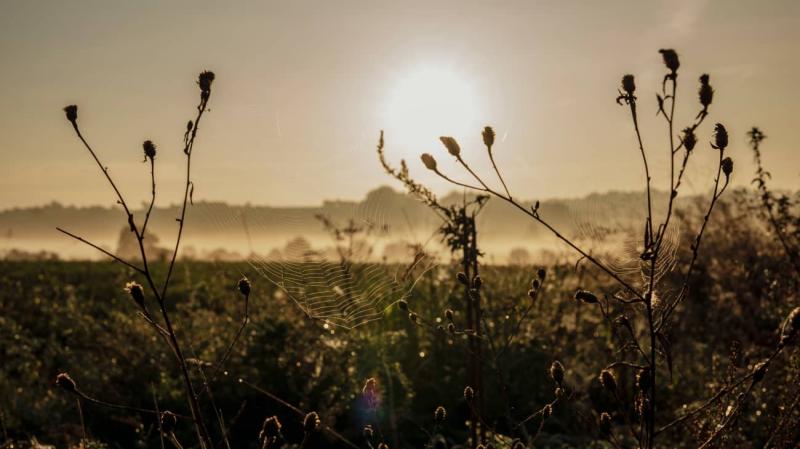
[682,127,697,152]
[699,74,713,108]
[721,157,733,178]
[303,411,321,433]
[599,369,617,393]
[259,415,282,442]
[160,411,178,433]
[439,136,461,157]
[63,105,78,124]
[124,281,145,308]
[712,123,728,150]
[198,70,215,94]
[482,126,495,148]
[238,277,251,296]
[658,49,680,74]
[55,372,76,392]
[599,412,612,437]
[434,405,447,423]
[574,289,598,304]
[549,360,565,385]
[464,386,475,401]
[421,153,438,171]
[142,140,157,161]
[621,74,636,95]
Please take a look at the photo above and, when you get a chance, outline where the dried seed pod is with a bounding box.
[550,361,565,385]
[363,425,373,439]
[599,412,612,437]
[713,123,728,150]
[303,411,321,433]
[362,378,377,397]
[464,386,475,401]
[160,411,178,433]
[574,290,599,304]
[721,157,733,178]
[447,323,456,334]
[434,405,447,423]
[699,74,713,108]
[397,300,409,311]
[636,367,651,392]
[124,281,146,309]
[472,275,483,290]
[238,277,251,296]
[599,370,617,393]
[198,70,215,94]
[659,49,680,74]
[439,136,461,157]
[378,443,389,449]
[555,387,565,399]
[542,404,553,419]
[408,312,418,324]
[55,372,76,392]
[445,309,454,321]
[537,268,546,281]
[143,140,157,161]
[482,126,495,148]
[621,74,636,95]
[751,361,768,385]
[63,105,78,123]
[421,153,438,171]
[682,127,697,152]
[531,279,540,290]
[457,272,469,285]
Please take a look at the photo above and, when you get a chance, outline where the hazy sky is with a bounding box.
[2,0,799,209]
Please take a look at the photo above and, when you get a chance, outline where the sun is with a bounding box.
[383,65,481,162]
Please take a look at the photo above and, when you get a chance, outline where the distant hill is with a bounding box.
[0,186,677,261]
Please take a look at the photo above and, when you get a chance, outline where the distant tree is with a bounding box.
[508,246,531,266]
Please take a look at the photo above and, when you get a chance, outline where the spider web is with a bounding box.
[196,196,435,329]
[570,198,681,289]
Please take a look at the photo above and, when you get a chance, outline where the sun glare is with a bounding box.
[383,65,481,162]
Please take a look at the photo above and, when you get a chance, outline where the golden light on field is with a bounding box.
[382,64,482,162]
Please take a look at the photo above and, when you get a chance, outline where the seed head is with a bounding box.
[55,372,76,392]
[599,412,612,437]
[658,49,680,74]
[621,74,636,95]
[699,74,713,108]
[198,71,215,94]
[408,312,418,324]
[142,140,157,161]
[542,404,553,419]
[303,411,321,433]
[682,127,697,152]
[636,367,651,392]
[445,309,454,321]
[549,361,565,385]
[712,123,728,150]
[482,126,495,148]
[555,387,565,399]
[63,105,78,123]
[472,275,483,290]
[238,277,251,296]
[779,306,800,346]
[447,323,456,334]
[464,386,475,401]
[747,127,766,146]
[439,136,461,157]
[457,272,468,285]
[434,405,447,423]
[398,300,408,311]
[378,443,389,449]
[259,415,282,441]
[537,268,546,281]
[721,157,733,178]
[531,278,540,290]
[160,411,178,433]
[363,425,374,439]
[599,370,617,393]
[125,281,145,308]
[574,289,598,304]
[751,361,768,385]
[421,153,438,171]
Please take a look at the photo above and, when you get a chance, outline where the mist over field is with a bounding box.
[2,1,800,449]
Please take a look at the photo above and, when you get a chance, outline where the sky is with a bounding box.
[1,0,799,209]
